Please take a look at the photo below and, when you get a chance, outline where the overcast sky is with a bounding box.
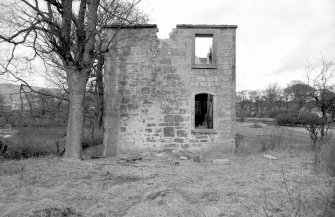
[138,0,335,91]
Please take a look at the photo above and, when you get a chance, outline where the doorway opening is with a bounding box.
[195,93,213,129]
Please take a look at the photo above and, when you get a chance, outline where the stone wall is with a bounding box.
[104,24,237,154]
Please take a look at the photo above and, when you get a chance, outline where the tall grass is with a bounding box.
[1,127,103,160]
[318,133,335,176]
[3,127,65,159]
[259,127,284,152]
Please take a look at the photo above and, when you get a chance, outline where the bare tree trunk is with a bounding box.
[65,70,88,159]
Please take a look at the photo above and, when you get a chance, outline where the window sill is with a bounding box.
[192,129,218,134]
[191,64,217,69]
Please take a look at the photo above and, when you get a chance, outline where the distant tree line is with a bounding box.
[237,81,321,119]
[237,58,335,163]
[237,58,335,124]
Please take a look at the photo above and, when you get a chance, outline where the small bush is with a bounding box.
[276,112,299,126]
[237,109,250,122]
[3,127,65,160]
[82,130,103,150]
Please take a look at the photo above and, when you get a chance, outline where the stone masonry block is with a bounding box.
[141,87,150,94]
[174,138,184,143]
[177,130,188,137]
[163,127,174,137]
[164,115,174,122]
[174,115,184,122]
[122,96,130,104]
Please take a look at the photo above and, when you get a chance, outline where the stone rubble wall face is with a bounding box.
[105,27,236,153]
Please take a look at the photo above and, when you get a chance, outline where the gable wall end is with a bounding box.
[104,25,236,153]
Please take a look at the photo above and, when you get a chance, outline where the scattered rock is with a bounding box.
[193,156,205,163]
[92,213,106,217]
[263,154,277,160]
[211,159,230,164]
[249,123,263,128]
[147,189,170,200]
[139,152,151,158]
[200,191,220,202]
[154,153,165,157]
[180,156,188,160]
[119,154,142,163]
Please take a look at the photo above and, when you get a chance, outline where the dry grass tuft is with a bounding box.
[318,134,335,176]
[29,207,82,217]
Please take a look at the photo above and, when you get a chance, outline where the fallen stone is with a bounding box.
[139,152,151,158]
[180,156,188,160]
[263,154,277,160]
[147,189,170,200]
[119,154,142,162]
[211,159,230,164]
[193,156,205,163]
[154,153,165,157]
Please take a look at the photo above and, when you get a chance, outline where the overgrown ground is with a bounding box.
[0,122,334,217]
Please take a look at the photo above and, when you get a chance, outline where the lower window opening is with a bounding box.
[195,93,213,129]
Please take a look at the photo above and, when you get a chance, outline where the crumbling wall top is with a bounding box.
[176,24,237,29]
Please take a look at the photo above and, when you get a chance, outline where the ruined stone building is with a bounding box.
[103,24,237,155]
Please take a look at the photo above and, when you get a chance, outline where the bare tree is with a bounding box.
[0,0,147,159]
[284,80,314,111]
[306,57,335,139]
[263,83,282,114]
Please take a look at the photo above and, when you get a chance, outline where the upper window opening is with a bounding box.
[195,93,213,129]
[195,35,213,64]
[192,33,217,69]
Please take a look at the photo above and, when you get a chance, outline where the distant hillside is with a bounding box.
[0,83,58,110]
[0,83,46,95]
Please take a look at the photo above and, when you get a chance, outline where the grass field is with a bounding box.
[0,122,334,217]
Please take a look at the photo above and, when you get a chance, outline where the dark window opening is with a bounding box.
[195,93,213,129]
[195,35,214,65]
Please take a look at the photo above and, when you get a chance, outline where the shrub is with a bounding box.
[237,109,250,122]
[82,130,103,150]
[276,112,299,126]
[3,127,66,160]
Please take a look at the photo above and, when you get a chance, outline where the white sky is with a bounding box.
[138,0,335,91]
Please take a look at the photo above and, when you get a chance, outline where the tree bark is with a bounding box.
[64,70,88,159]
